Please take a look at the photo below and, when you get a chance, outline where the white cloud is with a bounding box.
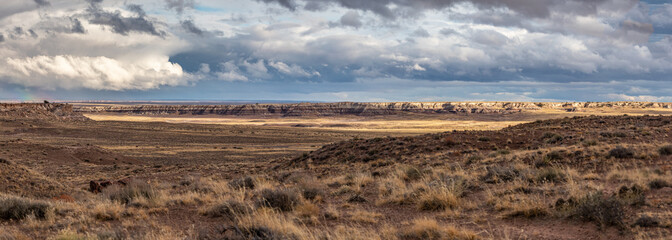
[0,55,187,90]
[216,61,248,81]
[268,61,319,77]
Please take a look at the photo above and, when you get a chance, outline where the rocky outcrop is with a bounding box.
[73,102,672,117]
[0,103,87,120]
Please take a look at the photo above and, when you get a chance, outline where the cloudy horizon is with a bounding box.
[0,0,671,102]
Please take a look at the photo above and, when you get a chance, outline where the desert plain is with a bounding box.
[1,102,672,239]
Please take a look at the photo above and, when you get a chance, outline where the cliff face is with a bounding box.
[72,102,672,117]
[0,103,87,120]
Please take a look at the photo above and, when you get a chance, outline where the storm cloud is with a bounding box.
[0,0,669,101]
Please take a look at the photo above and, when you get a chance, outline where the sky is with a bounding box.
[0,0,671,102]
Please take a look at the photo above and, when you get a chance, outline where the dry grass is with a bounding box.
[349,209,382,224]
[397,218,479,240]
[92,201,125,221]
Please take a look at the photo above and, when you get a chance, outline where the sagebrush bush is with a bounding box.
[0,195,51,221]
[542,132,563,144]
[573,192,625,230]
[256,188,300,212]
[205,200,252,219]
[103,180,159,205]
[659,145,672,156]
[648,179,670,189]
[616,185,645,206]
[229,176,256,190]
[608,146,634,159]
[536,167,566,183]
[481,164,529,183]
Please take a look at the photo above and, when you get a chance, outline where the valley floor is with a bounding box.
[1,107,672,239]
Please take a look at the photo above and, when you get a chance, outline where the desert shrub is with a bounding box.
[600,132,627,138]
[397,218,478,240]
[299,185,324,201]
[403,166,423,182]
[573,191,625,230]
[542,132,563,144]
[477,137,490,142]
[608,146,634,159]
[229,176,256,190]
[633,215,659,228]
[582,139,598,147]
[0,195,52,221]
[536,167,566,183]
[103,180,159,205]
[648,179,670,189]
[465,155,482,165]
[659,145,672,156]
[481,164,530,184]
[545,151,564,162]
[205,200,252,219]
[256,188,300,212]
[617,185,645,206]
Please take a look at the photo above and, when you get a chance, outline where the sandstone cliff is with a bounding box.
[73,102,672,117]
[0,103,87,120]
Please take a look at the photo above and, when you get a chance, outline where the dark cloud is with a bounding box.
[304,1,329,11]
[34,0,50,7]
[413,27,430,38]
[258,0,614,19]
[28,29,38,38]
[13,27,24,35]
[181,20,204,36]
[257,0,296,11]
[339,11,362,28]
[0,34,4,42]
[86,3,164,36]
[439,28,458,36]
[126,4,147,16]
[164,0,195,14]
[71,18,86,33]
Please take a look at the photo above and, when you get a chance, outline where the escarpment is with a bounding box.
[73,102,672,117]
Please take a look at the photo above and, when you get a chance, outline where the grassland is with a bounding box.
[1,104,672,239]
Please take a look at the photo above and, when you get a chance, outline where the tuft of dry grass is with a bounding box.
[397,218,479,240]
[349,209,382,224]
[92,201,125,221]
[103,180,162,207]
[235,208,313,240]
[417,186,460,211]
